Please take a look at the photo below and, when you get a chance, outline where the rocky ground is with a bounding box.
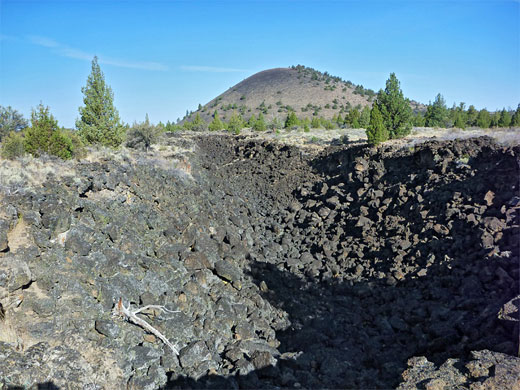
[0,132,518,389]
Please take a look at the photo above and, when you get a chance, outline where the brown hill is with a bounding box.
[187,65,377,123]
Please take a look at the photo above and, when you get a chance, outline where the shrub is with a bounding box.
[1,131,25,159]
[126,115,161,150]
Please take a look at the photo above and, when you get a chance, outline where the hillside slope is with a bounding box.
[190,66,375,123]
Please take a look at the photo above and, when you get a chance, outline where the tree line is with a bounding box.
[1,59,519,158]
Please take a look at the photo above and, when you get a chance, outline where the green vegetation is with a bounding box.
[227,111,244,134]
[24,103,75,159]
[425,93,448,127]
[285,111,300,128]
[209,111,225,131]
[375,73,412,139]
[477,109,491,129]
[253,113,267,131]
[1,131,25,159]
[126,114,161,150]
[0,106,28,141]
[183,112,208,132]
[512,104,520,127]
[366,105,389,146]
[76,57,125,147]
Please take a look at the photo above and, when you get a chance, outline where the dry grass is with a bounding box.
[0,155,77,193]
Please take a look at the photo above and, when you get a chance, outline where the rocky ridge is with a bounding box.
[0,133,518,389]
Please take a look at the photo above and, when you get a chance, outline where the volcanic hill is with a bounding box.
[190,65,375,123]
[186,65,426,124]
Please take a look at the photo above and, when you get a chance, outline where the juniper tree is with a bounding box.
[477,109,491,128]
[498,108,512,127]
[511,104,520,127]
[466,105,478,127]
[375,73,412,138]
[366,105,389,146]
[425,94,449,128]
[285,111,299,128]
[227,111,244,134]
[24,103,74,159]
[253,113,266,131]
[76,56,124,147]
[0,106,28,141]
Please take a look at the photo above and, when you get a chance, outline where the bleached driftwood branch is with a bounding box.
[112,297,180,355]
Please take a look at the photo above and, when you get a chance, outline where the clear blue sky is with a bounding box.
[1,0,519,128]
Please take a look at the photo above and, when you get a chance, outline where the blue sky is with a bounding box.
[1,0,519,128]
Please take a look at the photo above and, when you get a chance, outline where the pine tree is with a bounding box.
[209,111,225,131]
[347,108,360,128]
[490,111,500,128]
[511,104,520,127]
[24,103,74,159]
[466,105,478,127]
[248,114,257,128]
[311,116,321,128]
[190,113,208,132]
[253,113,266,131]
[425,93,449,127]
[76,56,124,147]
[285,111,299,128]
[359,105,371,128]
[498,108,512,127]
[0,106,28,141]
[454,113,466,129]
[477,109,491,128]
[412,112,426,127]
[227,111,244,134]
[366,105,389,146]
[375,73,412,138]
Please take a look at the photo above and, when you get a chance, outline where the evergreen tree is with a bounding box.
[76,56,124,147]
[209,111,225,131]
[248,114,257,128]
[359,105,371,128]
[24,103,74,159]
[477,109,491,128]
[336,114,344,126]
[366,105,389,146]
[511,104,520,127]
[454,113,466,129]
[375,73,412,138]
[412,112,426,127]
[490,111,500,128]
[311,116,321,129]
[189,112,208,132]
[498,108,512,127]
[227,111,244,134]
[425,93,449,127]
[346,108,360,128]
[253,113,266,131]
[285,111,299,128]
[466,105,478,127]
[0,106,28,141]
